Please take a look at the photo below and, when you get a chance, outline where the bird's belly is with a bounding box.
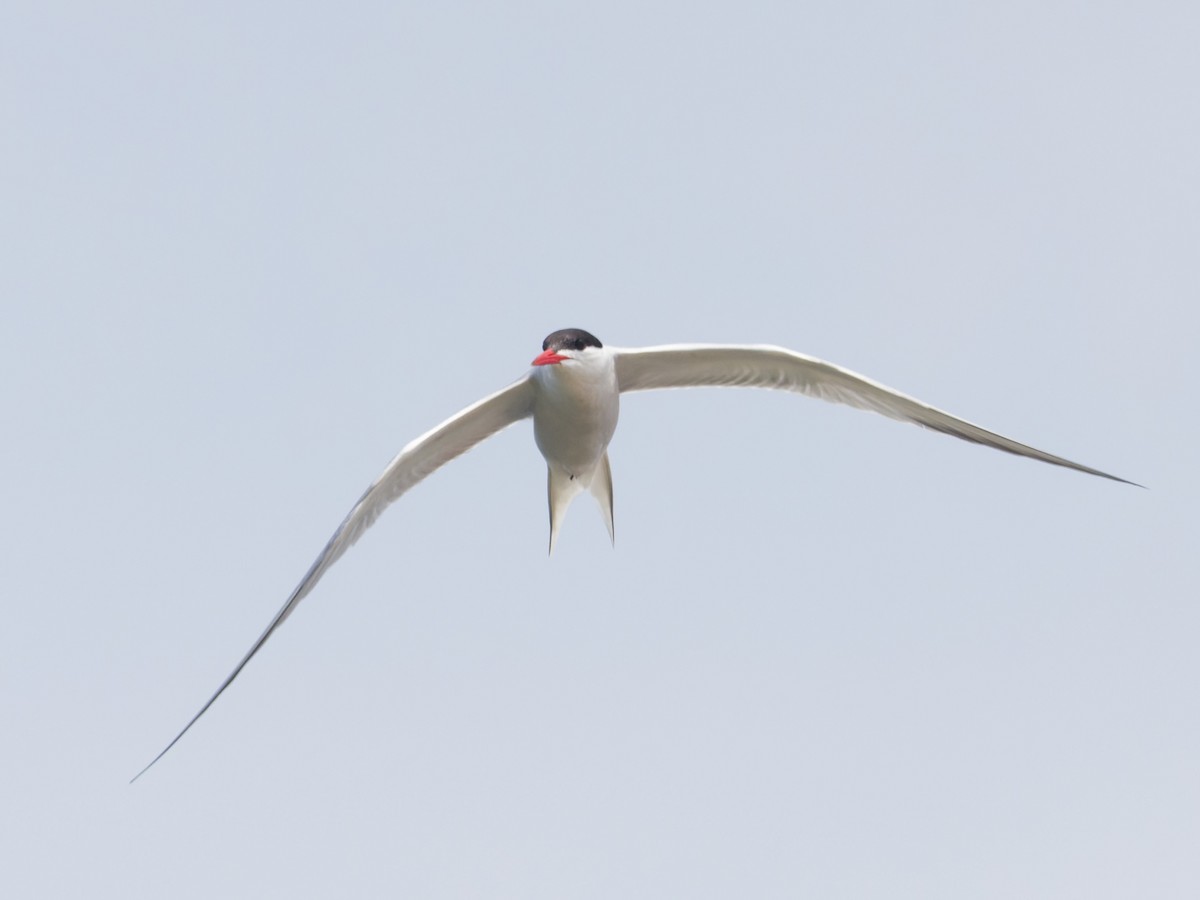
[532,386,619,475]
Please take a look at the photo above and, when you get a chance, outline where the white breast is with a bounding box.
[531,348,620,475]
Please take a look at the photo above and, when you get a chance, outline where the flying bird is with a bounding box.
[134,328,1134,780]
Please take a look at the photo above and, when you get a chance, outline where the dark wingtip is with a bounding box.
[1093,469,1144,489]
[130,710,204,783]
[129,744,172,784]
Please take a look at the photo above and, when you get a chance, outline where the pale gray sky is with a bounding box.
[2,2,1195,898]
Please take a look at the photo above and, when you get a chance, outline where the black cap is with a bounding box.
[542,329,603,352]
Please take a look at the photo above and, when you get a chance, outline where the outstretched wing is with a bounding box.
[613,344,1135,485]
[134,375,536,781]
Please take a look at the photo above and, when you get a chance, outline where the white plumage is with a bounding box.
[133,328,1133,780]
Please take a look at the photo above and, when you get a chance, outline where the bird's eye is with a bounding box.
[573,339,585,351]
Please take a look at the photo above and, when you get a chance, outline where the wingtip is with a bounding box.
[129,753,162,785]
[1099,470,1144,489]
[129,730,187,784]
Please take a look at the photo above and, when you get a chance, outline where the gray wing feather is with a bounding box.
[614,344,1135,485]
[133,375,536,781]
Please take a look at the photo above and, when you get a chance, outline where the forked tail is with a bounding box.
[546,452,615,554]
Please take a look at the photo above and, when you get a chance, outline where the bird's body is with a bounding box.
[133,327,1135,780]
[532,331,620,468]
[531,329,620,551]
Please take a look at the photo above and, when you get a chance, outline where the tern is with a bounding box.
[133,328,1134,780]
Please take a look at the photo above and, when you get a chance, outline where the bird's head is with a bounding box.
[531,328,604,367]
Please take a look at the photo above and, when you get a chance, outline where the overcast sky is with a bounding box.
[2,2,1196,898]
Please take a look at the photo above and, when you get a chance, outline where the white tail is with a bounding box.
[589,452,615,546]
[546,452,615,554]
